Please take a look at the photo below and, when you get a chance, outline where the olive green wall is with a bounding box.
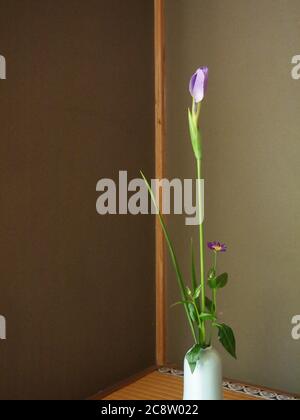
[165,0,300,394]
[0,0,155,399]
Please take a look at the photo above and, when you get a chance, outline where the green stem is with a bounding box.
[197,158,206,344]
[213,290,217,315]
[213,251,218,316]
[192,301,203,344]
[196,101,202,122]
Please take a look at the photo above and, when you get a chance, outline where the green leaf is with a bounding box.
[214,323,237,359]
[186,286,192,297]
[191,239,198,293]
[216,273,228,288]
[188,303,198,323]
[141,172,197,343]
[199,313,217,322]
[205,297,215,314]
[208,267,216,280]
[208,273,228,290]
[170,301,190,309]
[188,109,202,160]
[191,240,201,313]
[186,345,202,374]
[193,285,201,300]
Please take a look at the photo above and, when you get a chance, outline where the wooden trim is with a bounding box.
[162,364,300,399]
[88,366,158,400]
[223,376,300,399]
[154,0,166,367]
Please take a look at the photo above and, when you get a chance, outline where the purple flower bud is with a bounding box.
[208,242,227,253]
[189,67,209,103]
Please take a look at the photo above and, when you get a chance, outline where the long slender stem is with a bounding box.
[213,252,217,316]
[197,158,206,344]
[192,301,203,343]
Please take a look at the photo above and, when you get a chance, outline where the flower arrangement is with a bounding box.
[142,67,236,374]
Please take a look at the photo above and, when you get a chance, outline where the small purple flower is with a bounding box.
[189,67,209,103]
[208,242,227,253]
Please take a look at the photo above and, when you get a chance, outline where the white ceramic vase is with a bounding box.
[183,347,223,401]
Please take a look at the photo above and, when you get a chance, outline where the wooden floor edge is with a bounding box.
[88,365,299,400]
[161,364,300,399]
[88,366,158,400]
